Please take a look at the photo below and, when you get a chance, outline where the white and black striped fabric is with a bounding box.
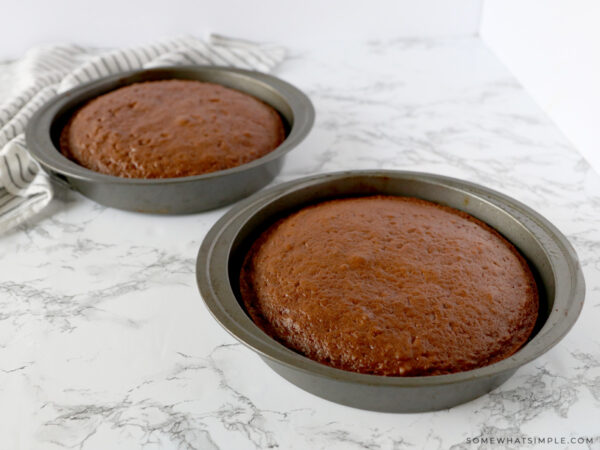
[0,34,285,233]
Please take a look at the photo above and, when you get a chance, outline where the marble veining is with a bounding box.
[1,36,599,449]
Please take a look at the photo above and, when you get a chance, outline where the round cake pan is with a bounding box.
[25,66,314,214]
[197,170,585,413]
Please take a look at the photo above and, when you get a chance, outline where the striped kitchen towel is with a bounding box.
[0,34,285,233]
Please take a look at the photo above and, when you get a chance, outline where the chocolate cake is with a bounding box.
[59,79,286,178]
[239,196,539,376]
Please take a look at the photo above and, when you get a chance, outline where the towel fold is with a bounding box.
[0,34,285,233]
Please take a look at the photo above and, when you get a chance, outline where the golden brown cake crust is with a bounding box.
[239,196,539,376]
[59,80,285,178]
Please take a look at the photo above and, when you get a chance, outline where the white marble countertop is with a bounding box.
[2,36,599,449]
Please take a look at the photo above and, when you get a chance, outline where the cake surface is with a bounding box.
[239,196,539,376]
[59,80,286,178]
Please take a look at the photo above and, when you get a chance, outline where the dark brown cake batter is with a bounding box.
[59,80,286,178]
[239,196,539,376]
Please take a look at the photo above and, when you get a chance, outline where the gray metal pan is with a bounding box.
[25,66,314,213]
[196,170,585,412]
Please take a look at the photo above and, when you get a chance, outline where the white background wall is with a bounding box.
[0,0,481,59]
[481,0,600,174]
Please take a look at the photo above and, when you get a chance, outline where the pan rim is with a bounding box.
[197,170,585,388]
[25,65,315,185]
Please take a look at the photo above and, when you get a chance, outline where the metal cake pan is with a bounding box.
[196,170,585,412]
[25,66,314,213]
